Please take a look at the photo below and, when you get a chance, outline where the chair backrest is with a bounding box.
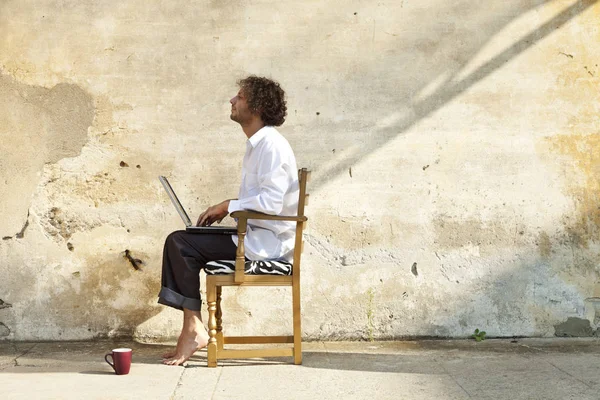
[292,168,310,276]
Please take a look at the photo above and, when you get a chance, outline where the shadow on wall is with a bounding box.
[307,0,598,191]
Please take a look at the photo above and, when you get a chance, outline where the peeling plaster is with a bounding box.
[554,317,595,337]
[0,72,94,237]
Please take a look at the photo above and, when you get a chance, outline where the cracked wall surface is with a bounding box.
[0,0,599,341]
[0,75,94,237]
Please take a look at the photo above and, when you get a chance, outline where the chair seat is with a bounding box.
[205,259,293,275]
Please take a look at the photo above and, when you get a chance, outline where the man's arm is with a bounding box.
[196,199,234,226]
[227,164,290,216]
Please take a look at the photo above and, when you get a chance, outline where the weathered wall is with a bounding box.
[0,0,599,341]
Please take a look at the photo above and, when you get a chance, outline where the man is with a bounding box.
[158,76,299,366]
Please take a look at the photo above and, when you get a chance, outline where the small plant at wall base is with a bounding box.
[366,288,375,342]
[472,328,486,342]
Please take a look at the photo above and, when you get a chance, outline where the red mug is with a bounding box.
[104,348,132,375]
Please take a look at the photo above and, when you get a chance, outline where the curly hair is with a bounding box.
[237,76,287,126]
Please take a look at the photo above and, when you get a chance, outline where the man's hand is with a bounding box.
[196,200,230,227]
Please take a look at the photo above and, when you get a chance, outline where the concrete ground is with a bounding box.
[1,338,599,400]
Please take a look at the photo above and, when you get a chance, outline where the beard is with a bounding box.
[230,110,252,125]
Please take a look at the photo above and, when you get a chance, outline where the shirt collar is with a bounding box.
[248,126,270,148]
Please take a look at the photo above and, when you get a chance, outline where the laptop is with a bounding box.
[159,176,238,235]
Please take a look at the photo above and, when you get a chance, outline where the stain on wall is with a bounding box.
[0,72,94,237]
[47,250,158,338]
[538,231,552,259]
[0,323,10,337]
[544,133,600,248]
[433,217,520,251]
[0,299,11,338]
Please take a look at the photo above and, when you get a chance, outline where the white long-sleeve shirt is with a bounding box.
[228,126,299,261]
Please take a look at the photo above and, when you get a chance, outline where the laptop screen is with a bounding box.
[159,176,192,227]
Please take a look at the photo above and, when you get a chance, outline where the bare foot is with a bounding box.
[162,335,180,359]
[162,348,178,359]
[162,331,209,366]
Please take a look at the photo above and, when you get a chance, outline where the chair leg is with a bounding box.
[207,279,218,368]
[292,283,302,365]
[216,286,224,351]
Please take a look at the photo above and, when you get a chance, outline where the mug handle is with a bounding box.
[104,352,116,371]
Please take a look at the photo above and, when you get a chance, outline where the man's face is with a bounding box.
[230,89,253,124]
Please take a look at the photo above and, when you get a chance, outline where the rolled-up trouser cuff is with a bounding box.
[158,287,201,311]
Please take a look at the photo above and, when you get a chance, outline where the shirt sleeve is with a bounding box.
[227,163,290,215]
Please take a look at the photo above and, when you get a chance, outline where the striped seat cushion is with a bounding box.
[205,259,293,275]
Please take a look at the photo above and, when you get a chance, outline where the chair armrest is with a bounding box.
[230,210,307,222]
[231,211,306,283]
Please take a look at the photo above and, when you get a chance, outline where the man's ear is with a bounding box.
[251,107,263,120]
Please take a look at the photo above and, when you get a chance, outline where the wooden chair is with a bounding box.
[203,168,310,367]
